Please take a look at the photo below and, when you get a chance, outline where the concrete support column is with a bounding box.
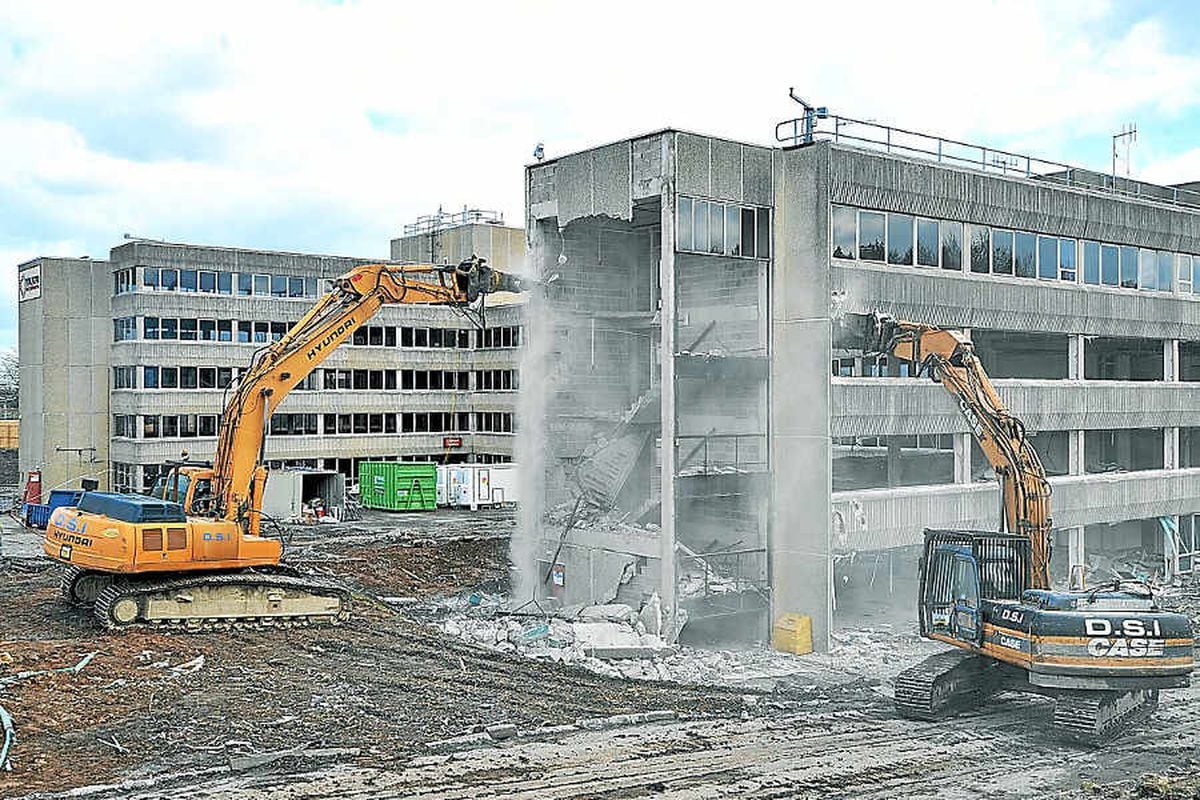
[1166,427,1180,470]
[1068,334,1085,380]
[1166,339,1180,382]
[658,135,678,643]
[1068,429,1085,475]
[953,433,972,484]
[1067,527,1086,588]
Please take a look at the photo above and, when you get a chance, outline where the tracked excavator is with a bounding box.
[45,257,526,631]
[833,311,1195,744]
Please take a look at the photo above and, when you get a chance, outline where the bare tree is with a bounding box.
[0,349,17,415]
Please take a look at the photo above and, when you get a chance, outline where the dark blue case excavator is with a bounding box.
[834,311,1194,744]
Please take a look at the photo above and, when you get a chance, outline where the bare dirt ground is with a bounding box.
[2,509,1199,799]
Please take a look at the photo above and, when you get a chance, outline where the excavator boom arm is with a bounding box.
[211,258,524,530]
[833,311,1053,588]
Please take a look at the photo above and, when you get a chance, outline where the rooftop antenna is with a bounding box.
[788,88,828,145]
[1112,123,1138,187]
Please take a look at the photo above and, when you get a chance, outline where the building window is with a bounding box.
[886,214,913,265]
[916,219,938,267]
[1120,246,1138,288]
[254,274,270,295]
[832,206,856,259]
[1037,236,1058,280]
[968,225,989,273]
[161,318,178,340]
[199,271,217,293]
[1139,249,1157,290]
[199,319,216,341]
[180,319,198,341]
[161,367,179,389]
[218,272,233,294]
[1158,250,1174,292]
[271,275,288,297]
[238,273,253,296]
[1059,238,1076,282]
[1083,241,1100,285]
[113,317,137,342]
[143,268,159,290]
[940,222,963,271]
[1014,232,1035,278]
[851,210,883,262]
[1102,244,1120,286]
[1178,254,1193,294]
[160,269,178,291]
[180,269,197,293]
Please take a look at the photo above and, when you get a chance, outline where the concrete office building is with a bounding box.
[524,115,1200,650]
[19,219,524,497]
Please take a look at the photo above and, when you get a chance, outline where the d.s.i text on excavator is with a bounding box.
[44,257,525,631]
[833,310,1195,744]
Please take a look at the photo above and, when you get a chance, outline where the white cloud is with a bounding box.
[1,0,1199,278]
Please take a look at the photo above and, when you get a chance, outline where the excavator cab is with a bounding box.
[148,463,217,516]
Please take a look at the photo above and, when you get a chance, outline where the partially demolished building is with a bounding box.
[524,116,1200,649]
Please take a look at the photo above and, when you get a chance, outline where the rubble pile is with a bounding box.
[1158,580,1200,640]
[1085,548,1169,584]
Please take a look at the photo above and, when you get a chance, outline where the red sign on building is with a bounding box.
[443,436,463,448]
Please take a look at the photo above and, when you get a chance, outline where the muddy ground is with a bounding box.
[1,510,1199,799]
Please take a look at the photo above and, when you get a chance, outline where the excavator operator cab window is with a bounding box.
[150,473,190,505]
[952,555,981,643]
[190,478,214,515]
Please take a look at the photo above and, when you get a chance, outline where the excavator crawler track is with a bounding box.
[60,566,112,606]
[1052,689,1159,746]
[894,650,1004,720]
[93,570,352,632]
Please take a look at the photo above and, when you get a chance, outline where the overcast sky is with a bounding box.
[3,0,1200,350]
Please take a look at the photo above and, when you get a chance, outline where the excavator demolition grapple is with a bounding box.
[834,310,1195,744]
[44,257,525,632]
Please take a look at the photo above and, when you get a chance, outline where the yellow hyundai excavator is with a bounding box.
[45,257,525,631]
[834,311,1194,744]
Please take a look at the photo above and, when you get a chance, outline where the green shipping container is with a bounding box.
[358,462,438,511]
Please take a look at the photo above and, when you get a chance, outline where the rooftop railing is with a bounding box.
[403,208,506,236]
[776,112,1200,210]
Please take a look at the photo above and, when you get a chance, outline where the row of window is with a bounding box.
[116,365,518,392]
[677,197,772,260]
[832,205,1200,294]
[114,266,324,299]
[115,412,514,440]
[114,316,522,349]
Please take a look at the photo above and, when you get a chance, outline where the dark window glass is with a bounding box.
[402,370,414,390]
[369,371,383,390]
[916,219,938,267]
[199,271,216,292]
[1158,251,1174,291]
[217,272,232,294]
[1014,232,1036,278]
[1120,246,1139,288]
[199,319,216,340]
[337,413,351,433]
[181,367,197,389]
[353,370,368,390]
[940,222,962,271]
[217,320,232,342]
[199,416,217,437]
[353,414,368,434]
[180,319,197,341]
[160,269,178,290]
[385,327,396,347]
[253,322,268,343]
[323,414,337,434]
[368,414,383,434]
[1037,236,1058,279]
[161,416,178,437]
[1102,244,1120,286]
[180,269,197,292]
[385,371,397,390]
[430,328,443,348]
[162,318,178,340]
[1083,241,1100,285]
[237,321,251,343]
[832,206,856,260]
[161,368,178,389]
[254,274,269,295]
[725,205,741,256]
[218,367,232,387]
[1059,239,1076,282]
[238,273,253,295]
[352,327,367,346]
[385,414,397,434]
[401,327,414,347]
[270,322,287,342]
[459,330,470,348]
[677,196,693,251]
[143,268,159,289]
[694,201,708,253]
[740,207,756,258]
[288,276,304,298]
[143,415,160,438]
[756,207,771,259]
[144,317,160,340]
[143,367,159,389]
[368,326,383,346]
[199,368,215,389]
[969,225,990,273]
[992,230,1013,275]
[415,328,428,347]
[306,277,318,297]
[859,211,885,261]
[887,214,914,266]
[271,275,287,297]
